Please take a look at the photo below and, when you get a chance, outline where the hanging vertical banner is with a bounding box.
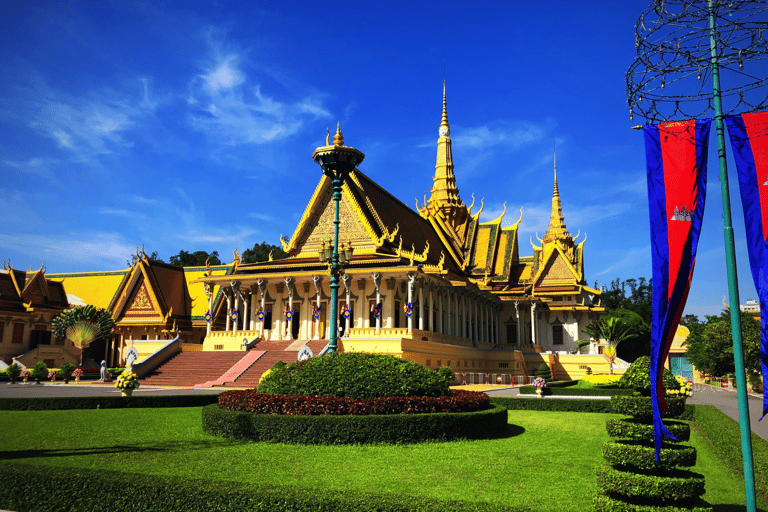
[644,119,711,460]
[726,111,768,419]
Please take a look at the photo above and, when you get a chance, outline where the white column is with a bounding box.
[531,303,537,346]
[313,276,322,339]
[373,273,381,333]
[437,288,443,334]
[407,273,415,334]
[418,281,425,331]
[225,293,231,332]
[247,289,254,331]
[427,285,434,332]
[206,284,213,335]
[258,279,266,336]
[343,274,352,335]
[284,277,294,340]
[514,301,521,346]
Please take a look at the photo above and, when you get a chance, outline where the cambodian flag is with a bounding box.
[726,112,768,419]
[644,119,711,460]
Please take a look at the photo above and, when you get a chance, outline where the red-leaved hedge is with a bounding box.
[218,389,490,415]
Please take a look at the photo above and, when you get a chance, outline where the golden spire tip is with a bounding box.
[333,123,344,146]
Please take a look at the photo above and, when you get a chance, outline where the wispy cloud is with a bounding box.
[0,231,136,269]
[186,33,331,146]
[27,81,157,162]
[2,157,63,186]
[594,246,650,277]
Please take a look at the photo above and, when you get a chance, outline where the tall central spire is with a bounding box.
[543,145,571,243]
[428,81,463,213]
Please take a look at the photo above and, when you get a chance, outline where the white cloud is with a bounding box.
[2,157,63,186]
[186,36,331,146]
[594,246,650,277]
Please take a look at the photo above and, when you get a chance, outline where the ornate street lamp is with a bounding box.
[312,124,365,353]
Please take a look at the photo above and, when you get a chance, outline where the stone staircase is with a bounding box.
[140,351,246,387]
[140,339,330,388]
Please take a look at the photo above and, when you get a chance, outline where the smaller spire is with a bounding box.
[543,145,571,244]
[333,123,344,146]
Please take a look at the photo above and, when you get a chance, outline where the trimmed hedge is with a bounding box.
[610,396,687,420]
[518,386,634,397]
[490,396,613,413]
[0,463,528,512]
[202,403,509,444]
[602,440,697,470]
[593,493,711,512]
[218,389,489,415]
[0,394,220,410]
[258,352,453,398]
[596,465,705,501]
[606,418,690,443]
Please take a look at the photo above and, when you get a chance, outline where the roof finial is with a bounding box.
[439,81,450,138]
[553,142,559,198]
[333,122,344,146]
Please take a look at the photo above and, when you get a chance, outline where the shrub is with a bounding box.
[596,466,705,501]
[0,395,219,411]
[202,403,509,445]
[602,441,697,470]
[59,363,75,380]
[537,363,552,381]
[218,389,489,415]
[489,397,614,413]
[257,352,452,398]
[30,361,48,380]
[5,363,21,380]
[606,418,690,443]
[586,366,593,375]
[518,386,633,397]
[618,355,679,395]
[610,396,687,420]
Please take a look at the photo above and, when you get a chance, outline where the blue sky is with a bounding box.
[0,0,759,320]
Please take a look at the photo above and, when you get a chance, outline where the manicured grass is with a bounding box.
[0,407,764,511]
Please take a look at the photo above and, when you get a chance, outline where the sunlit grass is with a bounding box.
[0,407,763,511]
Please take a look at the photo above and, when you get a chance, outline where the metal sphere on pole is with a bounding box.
[312,124,365,354]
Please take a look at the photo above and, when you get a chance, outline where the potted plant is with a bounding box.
[72,368,84,384]
[115,369,140,397]
[59,363,75,384]
[48,370,58,383]
[30,362,48,384]
[20,369,31,384]
[6,363,21,384]
[532,376,547,397]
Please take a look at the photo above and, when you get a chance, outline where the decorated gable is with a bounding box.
[536,250,578,287]
[120,278,162,321]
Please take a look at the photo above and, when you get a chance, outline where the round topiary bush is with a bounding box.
[257,352,453,399]
[618,355,679,395]
[606,418,690,443]
[537,363,552,381]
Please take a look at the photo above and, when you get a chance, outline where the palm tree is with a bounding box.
[65,321,100,366]
[583,317,638,374]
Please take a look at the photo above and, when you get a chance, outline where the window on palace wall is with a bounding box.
[141,334,148,340]
[12,322,24,344]
[394,300,401,328]
[368,300,376,327]
[264,304,273,329]
[44,359,54,368]
[552,324,564,345]
[0,321,4,343]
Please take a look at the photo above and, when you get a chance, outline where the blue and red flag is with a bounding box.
[726,111,768,419]
[644,119,711,460]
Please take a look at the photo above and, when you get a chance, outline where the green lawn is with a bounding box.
[0,407,764,511]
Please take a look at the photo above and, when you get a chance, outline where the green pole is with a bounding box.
[708,2,756,509]
[328,174,342,354]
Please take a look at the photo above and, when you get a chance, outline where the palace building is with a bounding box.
[6,87,608,383]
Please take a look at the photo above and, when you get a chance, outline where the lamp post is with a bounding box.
[312,124,365,354]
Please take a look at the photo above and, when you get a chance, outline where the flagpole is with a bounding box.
[708,1,756,509]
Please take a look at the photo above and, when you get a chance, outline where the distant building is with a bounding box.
[741,299,760,313]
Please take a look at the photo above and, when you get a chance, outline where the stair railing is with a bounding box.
[130,333,182,379]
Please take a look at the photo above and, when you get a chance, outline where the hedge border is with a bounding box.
[611,396,687,419]
[602,441,697,470]
[0,463,529,512]
[202,403,509,444]
[0,394,220,410]
[606,418,691,443]
[596,465,705,501]
[593,492,711,512]
[518,386,634,397]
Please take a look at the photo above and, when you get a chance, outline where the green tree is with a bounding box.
[126,250,161,267]
[241,242,288,264]
[583,317,639,373]
[52,306,116,365]
[168,250,222,267]
[684,310,760,378]
[598,277,653,326]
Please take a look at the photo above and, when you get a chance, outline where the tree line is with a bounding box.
[126,242,288,268]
